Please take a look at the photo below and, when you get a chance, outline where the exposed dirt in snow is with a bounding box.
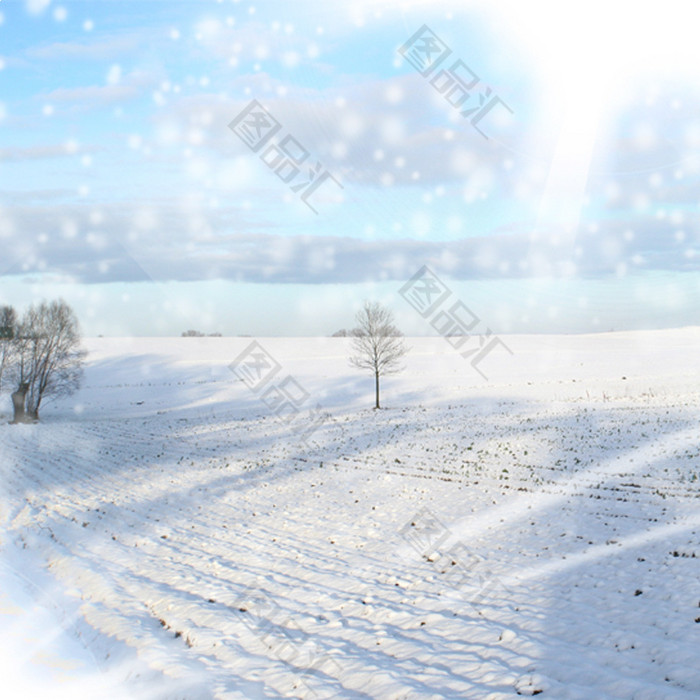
[1,334,699,698]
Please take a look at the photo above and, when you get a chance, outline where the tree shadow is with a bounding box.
[3,343,700,697]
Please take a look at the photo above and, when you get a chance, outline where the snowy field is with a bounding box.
[1,330,699,699]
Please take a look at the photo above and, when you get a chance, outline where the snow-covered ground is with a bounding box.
[1,330,699,699]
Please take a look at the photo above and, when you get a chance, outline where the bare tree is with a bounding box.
[10,300,86,423]
[0,306,16,396]
[349,301,409,409]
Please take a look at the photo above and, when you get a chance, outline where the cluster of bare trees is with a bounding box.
[0,300,86,423]
[181,330,222,337]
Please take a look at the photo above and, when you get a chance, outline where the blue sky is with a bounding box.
[2,0,700,336]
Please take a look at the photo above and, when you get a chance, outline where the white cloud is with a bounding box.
[25,0,51,15]
[41,70,157,106]
[26,34,142,61]
[0,144,99,162]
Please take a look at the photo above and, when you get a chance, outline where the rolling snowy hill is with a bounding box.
[1,331,699,698]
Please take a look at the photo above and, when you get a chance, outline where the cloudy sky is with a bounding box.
[2,0,700,336]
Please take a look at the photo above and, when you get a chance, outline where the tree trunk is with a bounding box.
[375,371,380,409]
[27,392,40,421]
[11,383,29,424]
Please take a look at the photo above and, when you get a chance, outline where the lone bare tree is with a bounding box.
[349,301,409,409]
[10,300,86,423]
